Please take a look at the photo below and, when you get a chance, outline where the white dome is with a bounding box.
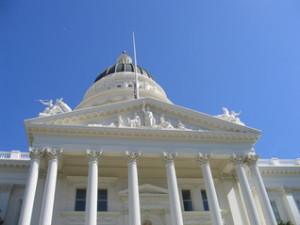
[76,52,171,109]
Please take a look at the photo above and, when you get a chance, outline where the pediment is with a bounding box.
[25,98,260,136]
[119,184,168,196]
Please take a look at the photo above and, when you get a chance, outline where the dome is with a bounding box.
[76,51,171,109]
[94,51,155,83]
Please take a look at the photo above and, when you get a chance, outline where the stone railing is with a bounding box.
[258,158,300,166]
[0,150,30,160]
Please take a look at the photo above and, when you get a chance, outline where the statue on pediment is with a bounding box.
[215,107,244,125]
[142,103,156,127]
[38,98,72,117]
[159,114,173,129]
[129,112,141,128]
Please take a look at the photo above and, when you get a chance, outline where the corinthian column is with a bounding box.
[18,147,44,225]
[197,154,223,225]
[232,154,261,225]
[39,148,62,225]
[162,153,183,225]
[279,187,300,225]
[85,150,102,225]
[247,154,277,225]
[126,151,141,225]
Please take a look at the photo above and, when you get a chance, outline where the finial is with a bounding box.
[117,50,132,64]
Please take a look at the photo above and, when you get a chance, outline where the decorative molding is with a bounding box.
[125,151,140,164]
[86,149,102,162]
[161,152,177,165]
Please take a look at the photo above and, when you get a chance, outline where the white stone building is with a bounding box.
[0,52,300,225]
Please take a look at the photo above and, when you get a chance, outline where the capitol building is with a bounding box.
[0,52,299,225]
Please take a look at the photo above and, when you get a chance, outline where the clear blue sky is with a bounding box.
[1,0,300,159]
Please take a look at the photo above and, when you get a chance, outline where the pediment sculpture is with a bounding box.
[214,107,245,125]
[37,98,72,117]
[88,103,196,131]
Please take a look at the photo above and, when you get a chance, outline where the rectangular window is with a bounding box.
[201,190,209,211]
[75,189,108,211]
[98,189,108,211]
[182,190,193,211]
[75,189,86,211]
[270,201,281,222]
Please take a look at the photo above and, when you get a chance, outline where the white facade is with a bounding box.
[1,52,300,225]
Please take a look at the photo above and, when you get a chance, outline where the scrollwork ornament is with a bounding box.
[246,154,259,167]
[125,151,140,164]
[232,154,247,166]
[86,149,102,162]
[29,147,44,161]
[196,153,212,165]
[161,152,177,165]
[46,148,63,161]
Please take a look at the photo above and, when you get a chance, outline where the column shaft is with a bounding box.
[162,153,183,225]
[233,155,261,225]
[18,148,43,225]
[38,148,62,225]
[247,155,277,225]
[281,188,300,225]
[198,154,223,225]
[126,152,141,225]
[85,150,101,225]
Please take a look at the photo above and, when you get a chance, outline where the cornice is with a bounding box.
[26,124,259,146]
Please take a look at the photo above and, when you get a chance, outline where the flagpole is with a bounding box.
[133,32,139,99]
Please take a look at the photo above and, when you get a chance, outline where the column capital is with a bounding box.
[232,154,247,166]
[196,153,212,165]
[279,186,294,195]
[161,152,177,165]
[125,151,140,164]
[29,147,44,161]
[46,148,63,161]
[246,154,259,167]
[87,149,102,162]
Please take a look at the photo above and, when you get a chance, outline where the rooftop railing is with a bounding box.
[0,150,30,160]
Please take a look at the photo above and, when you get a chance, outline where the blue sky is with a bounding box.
[1,0,300,159]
